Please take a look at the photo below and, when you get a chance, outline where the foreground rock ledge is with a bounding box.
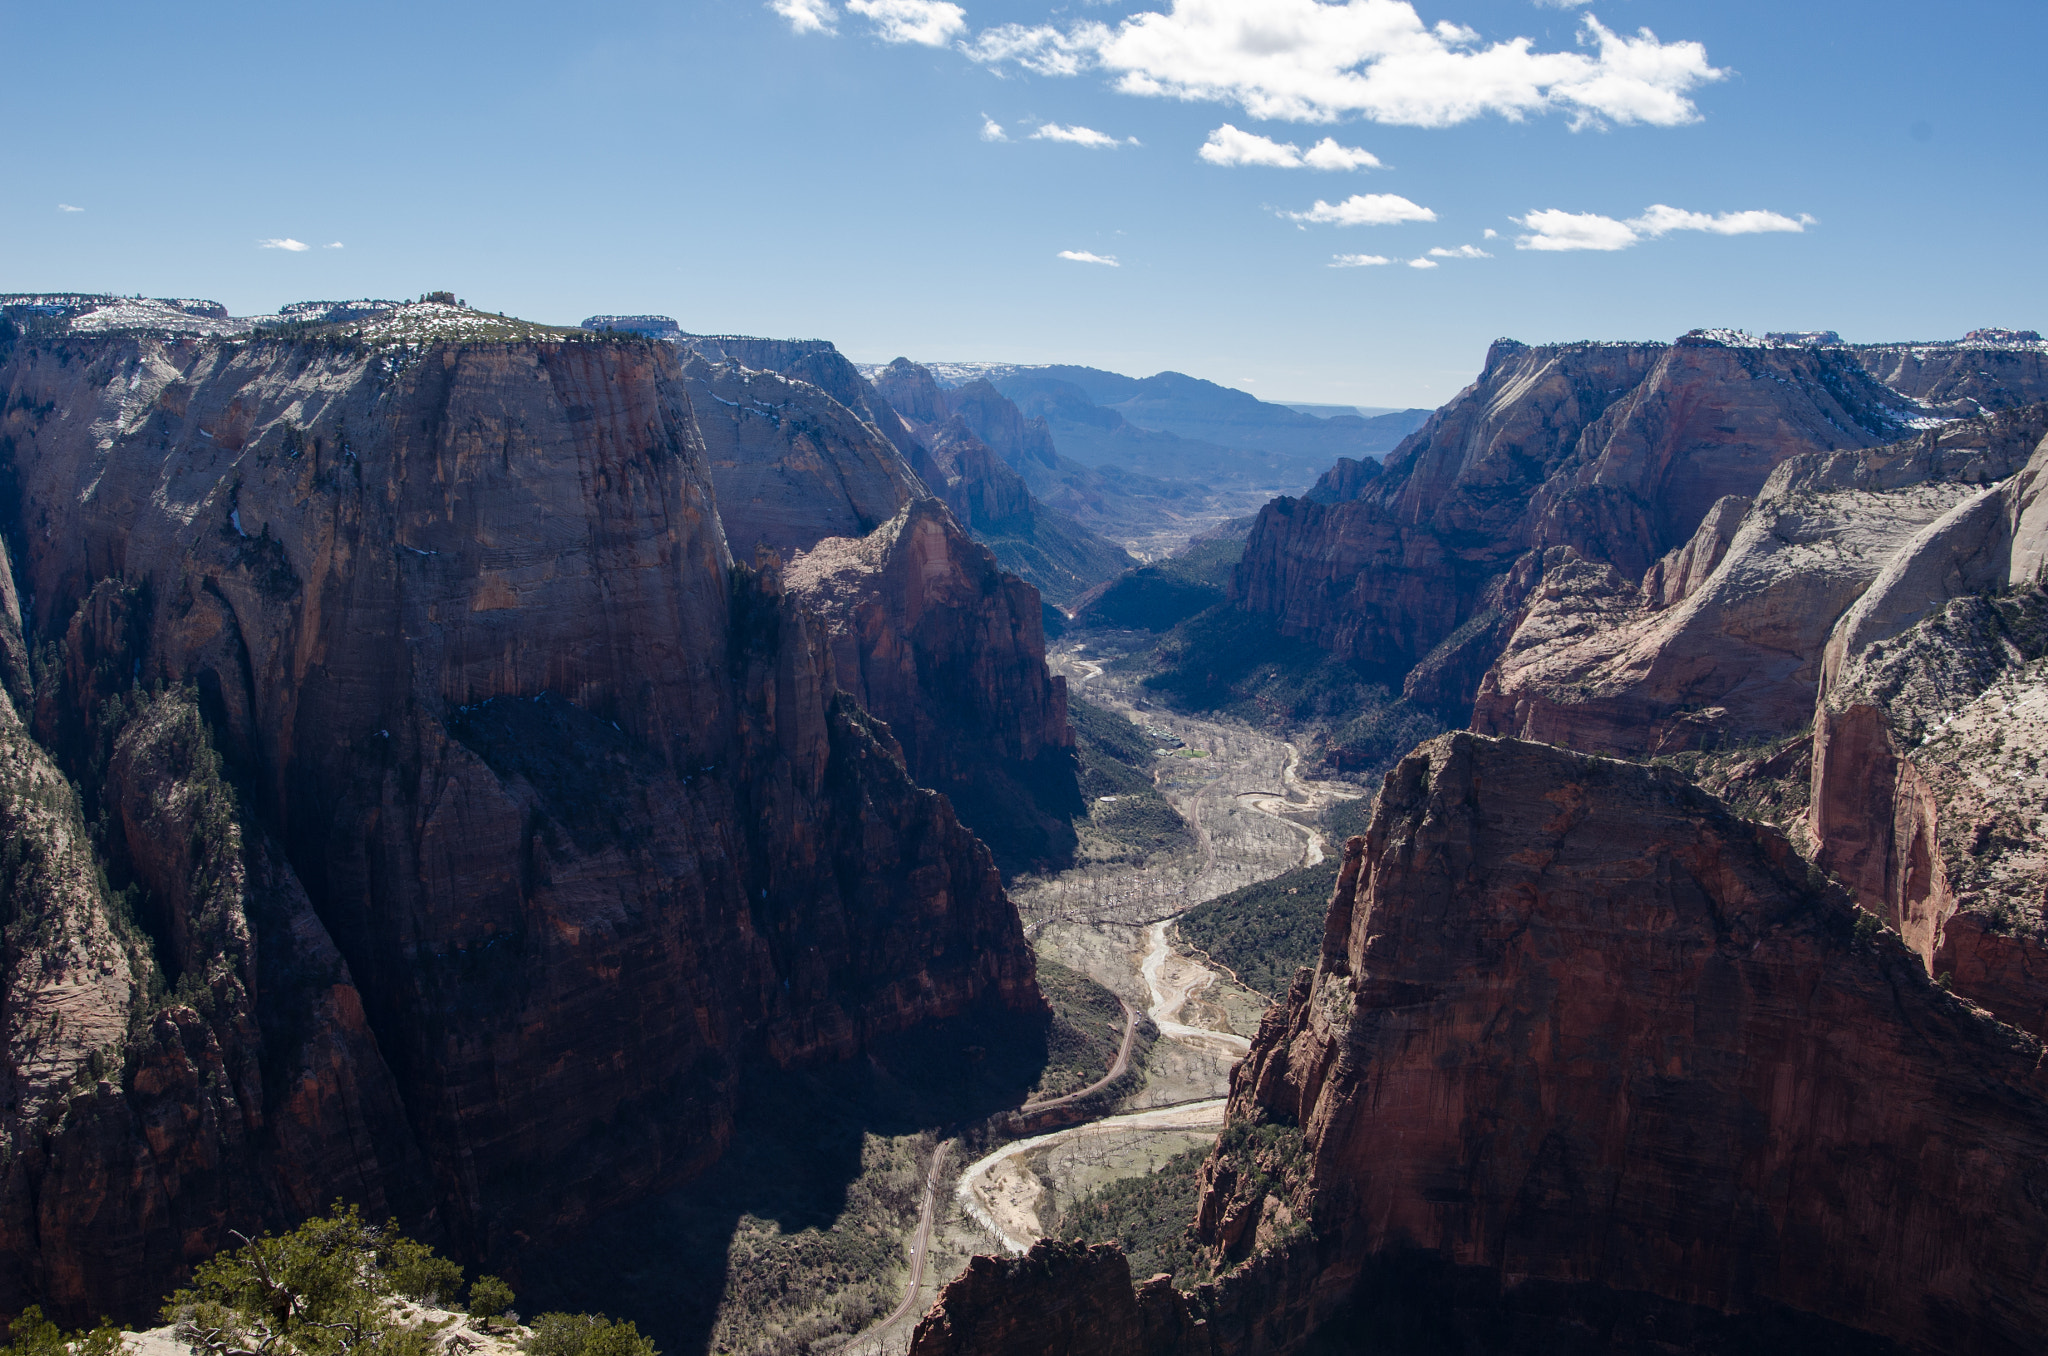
[915,734,2048,1355]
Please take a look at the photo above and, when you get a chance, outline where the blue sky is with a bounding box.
[3,0,2041,405]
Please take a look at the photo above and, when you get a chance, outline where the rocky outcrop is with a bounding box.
[680,352,921,557]
[1233,333,1992,712]
[786,500,1080,873]
[1222,734,2048,1356]
[1473,407,2048,755]
[0,324,1039,1321]
[872,360,1136,604]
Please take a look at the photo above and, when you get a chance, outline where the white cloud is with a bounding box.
[964,22,1116,77]
[1408,257,1439,268]
[1329,253,1392,267]
[1032,122,1132,148]
[1282,192,1435,225]
[1058,250,1121,265]
[324,241,345,249]
[1514,203,1815,251]
[1200,124,1302,166]
[981,114,1009,141]
[847,0,964,45]
[259,238,311,252]
[1513,209,1637,251]
[1199,123,1379,169]
[770,0,837,33]
[1535,0,1593,7]
[1301,137,1381,169]
[1482,227,1498,238]
[1428,243,1491,258]
[56,203,83,213]
[963,4,1723,129]
[1632,204,1816,236]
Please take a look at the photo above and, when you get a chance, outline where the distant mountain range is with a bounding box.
[856,361,1431,474]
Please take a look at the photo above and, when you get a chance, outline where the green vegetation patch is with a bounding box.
[1177,799,1372,998]
[1068,696,1193,860]
[1032,957,1134,1100]
[1057,1146,1208,1284]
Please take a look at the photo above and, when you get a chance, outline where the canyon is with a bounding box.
[12,296,2048,1356]
[0,309,1055,1325]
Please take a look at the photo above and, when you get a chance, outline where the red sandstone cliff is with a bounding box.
[1473,406,2048,755]
[1225,734,2048,1355]
[785,499,1079,871]
[0,320,1039,1322]
[1233,333,2023,714]
[911,733,2048,1355]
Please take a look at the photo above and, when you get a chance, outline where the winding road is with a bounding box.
[955,1099,1230,1255]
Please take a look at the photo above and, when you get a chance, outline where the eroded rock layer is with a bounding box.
[0,329,1039,1321]
[1225,734,2048,1356]
[1234,334,2048,716]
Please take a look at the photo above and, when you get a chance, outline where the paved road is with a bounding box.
[955,1099,1231,1255]
[826,1142,951,1354]
[1021,997,1138,1114]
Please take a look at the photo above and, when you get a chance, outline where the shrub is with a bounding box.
[468,1276,516,1324]
[521,1313,658,1356]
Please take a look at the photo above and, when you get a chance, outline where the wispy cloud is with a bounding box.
[1198,124,1380,170]
[770,0,836,33]
[1032,122,1136,148]
[1408,257,1439,269]
[324,241,345,249]
[1282,193,1436,226]
[259,238,311,252]
[1058,250,1120,266]
[1329,253,1392,267]
[980,114,1009,142]
[1515,204,1815,251]
[1428,244,1492,259]
[964,5,1723,130]
[846,0,963,45]
[56,203,83,213]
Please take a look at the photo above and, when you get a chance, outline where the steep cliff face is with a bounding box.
[1224,734,2048,1356]
[785,500,1081,873]
[871,360,1136,604]
[1473,407,2048,755]
[681,352,921,557]
[0,324,1038,1321]
[1233,334,1956,709]
[1806,421,2048,1012]
[1851,340,2048,412]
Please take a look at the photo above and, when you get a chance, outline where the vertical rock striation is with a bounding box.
[0,325,1039,1321]
[1221,733,2048,1355]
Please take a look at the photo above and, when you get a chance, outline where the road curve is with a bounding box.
[956,1099,1230,1255]
[1022,997,1138,1113]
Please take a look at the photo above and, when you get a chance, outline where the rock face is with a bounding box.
[1805,424,2048,1020]
[1233,333,2028,714]
[872,360,1137,604]
[1225,734,2048,1356]
[0,325,1039,1322]
[681,352,922,558]
[786,499,1081,872]
[1473,407,2048,755]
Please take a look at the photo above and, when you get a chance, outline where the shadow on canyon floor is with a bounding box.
[516,1000,1050,1355]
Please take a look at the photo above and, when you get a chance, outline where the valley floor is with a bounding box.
[823,641,1363,1355]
